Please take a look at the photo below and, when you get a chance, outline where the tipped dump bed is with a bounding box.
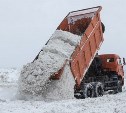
[57,6,104,87]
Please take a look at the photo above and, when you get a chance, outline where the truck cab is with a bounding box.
[99,54,124,85]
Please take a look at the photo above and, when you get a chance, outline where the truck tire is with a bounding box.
[118,80,122,92]
[92,82,104,97]
[114,80,122,94]
[82,83,94,98]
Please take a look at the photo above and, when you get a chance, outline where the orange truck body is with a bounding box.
[57,6,104,87]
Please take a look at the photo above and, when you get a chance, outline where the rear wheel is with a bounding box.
[82,83,94,98]
[92,82,104,97]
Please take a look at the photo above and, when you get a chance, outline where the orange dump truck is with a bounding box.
[35,6,125,98]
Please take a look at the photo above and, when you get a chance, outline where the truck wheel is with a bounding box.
[118,81,122,92]
[114,80,122,94]
[93,82,104,97]
[83,83,94,98]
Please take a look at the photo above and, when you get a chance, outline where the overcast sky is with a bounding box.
[0,0,126,68]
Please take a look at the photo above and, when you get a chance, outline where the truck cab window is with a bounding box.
[107,58,114,62]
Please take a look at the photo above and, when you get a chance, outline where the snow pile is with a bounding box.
[18,30,81,100]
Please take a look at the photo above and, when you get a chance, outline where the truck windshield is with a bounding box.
[107,58,114,62]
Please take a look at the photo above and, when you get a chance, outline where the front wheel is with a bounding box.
[117,80,122,92]
[113,80,122,94]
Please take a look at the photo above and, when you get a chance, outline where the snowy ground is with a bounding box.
[0,68,126,113]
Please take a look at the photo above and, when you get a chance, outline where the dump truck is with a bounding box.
[27,6,125,99]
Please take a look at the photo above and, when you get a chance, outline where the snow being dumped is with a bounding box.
[18,30,81,100]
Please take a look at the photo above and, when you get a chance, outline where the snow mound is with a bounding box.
[18,30,81,100]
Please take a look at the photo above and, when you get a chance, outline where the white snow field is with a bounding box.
[0,68,126,113]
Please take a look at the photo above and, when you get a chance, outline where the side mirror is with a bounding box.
[123,58,126,65]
